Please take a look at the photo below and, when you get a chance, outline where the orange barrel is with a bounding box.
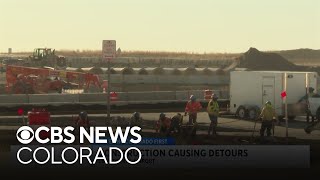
[204,89,213,100]
[28,108,51,139]
[110,92,118,101]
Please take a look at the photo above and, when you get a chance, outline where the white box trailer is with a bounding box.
[230,71,318,120]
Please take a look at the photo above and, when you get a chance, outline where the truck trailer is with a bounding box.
[230,71,318,120]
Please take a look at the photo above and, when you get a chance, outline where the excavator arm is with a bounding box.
[6,65,101,94]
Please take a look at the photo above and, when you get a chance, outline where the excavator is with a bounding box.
[24,48,67,69]
[6,65,102,94]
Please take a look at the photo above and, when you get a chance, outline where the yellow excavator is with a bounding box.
[26,48,67,69]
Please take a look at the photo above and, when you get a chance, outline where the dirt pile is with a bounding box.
[237,47,302,71]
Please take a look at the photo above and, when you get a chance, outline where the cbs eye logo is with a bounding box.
[16,126,34,144]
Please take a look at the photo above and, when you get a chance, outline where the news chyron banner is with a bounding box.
[11,145,309,168]
[12,126,310,168]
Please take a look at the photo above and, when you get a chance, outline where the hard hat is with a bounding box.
[159,113,166,118]
[211,94,218,100]
[79,111,88,120]
[265,101,272,105]
[190,95,196,101]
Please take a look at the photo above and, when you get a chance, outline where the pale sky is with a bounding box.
[0,0,319,53]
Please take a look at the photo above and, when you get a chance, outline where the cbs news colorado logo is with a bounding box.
[15,126,142,165]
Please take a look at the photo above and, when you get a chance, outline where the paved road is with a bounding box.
[127,112,320,140]
[1,112,319,140]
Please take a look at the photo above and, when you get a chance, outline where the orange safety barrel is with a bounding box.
[110,92,118,101]
[204,89,213,100]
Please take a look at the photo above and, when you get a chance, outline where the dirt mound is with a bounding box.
[237,47,301,71]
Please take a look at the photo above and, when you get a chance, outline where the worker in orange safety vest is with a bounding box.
[76,111,90,129]
[156,113,172,134]
[185,95,202,124]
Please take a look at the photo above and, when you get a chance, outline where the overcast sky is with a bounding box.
[0,0,319,53]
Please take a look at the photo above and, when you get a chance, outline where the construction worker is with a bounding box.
[158,113,172,134]
[298,87,316,123]
[207,94,219,136]
[170,113,183,133]
[185,95,202,124]
[258,101,277,137]
[76,111,90,129]
[130,112,142,127]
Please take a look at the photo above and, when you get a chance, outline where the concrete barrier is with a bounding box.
[122,75,138,84]
[0,90,229,106]
[116,92,128,101]
[153,91,176,100]
[79,93,108,103]
[157,75,183,84]
[99,74,230,85]
[176,91,189,101]
[0,94,28,104]
[187,76,208,85]
[126,92,155,101]
[211,76,230,85]
[28,94,79,104]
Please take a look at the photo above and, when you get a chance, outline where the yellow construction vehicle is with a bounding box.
[26,48,67,69]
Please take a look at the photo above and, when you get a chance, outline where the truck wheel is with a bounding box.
[248,107,260,120]
[236,106,247,119]
[316,108,320,120]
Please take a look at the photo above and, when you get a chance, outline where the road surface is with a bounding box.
[0,112,319,140]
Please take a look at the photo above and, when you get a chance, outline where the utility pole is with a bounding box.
[102,40,116,126]
[284,73,288,141]
[107,59,111,125]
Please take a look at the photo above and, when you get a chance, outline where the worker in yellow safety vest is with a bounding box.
[207,94,219,136]
[258,101,277,137]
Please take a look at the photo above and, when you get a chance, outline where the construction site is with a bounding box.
[0,47,319,135]
[0,46,319,175]
[1,0,320,177]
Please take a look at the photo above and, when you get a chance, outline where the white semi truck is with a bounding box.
[230,71,318,120]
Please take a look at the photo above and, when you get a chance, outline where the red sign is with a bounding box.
[281,91,287,99]
[17,108,24,116]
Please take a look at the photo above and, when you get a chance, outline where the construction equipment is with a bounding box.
[6,65,101,94]
[26,48,67,69]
